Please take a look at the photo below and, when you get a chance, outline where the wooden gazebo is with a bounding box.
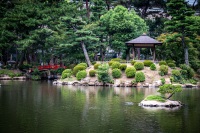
[125,33,162,61]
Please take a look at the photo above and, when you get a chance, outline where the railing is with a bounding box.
[38,65,66,70]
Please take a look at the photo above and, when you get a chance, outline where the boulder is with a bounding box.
[139,99,182,108]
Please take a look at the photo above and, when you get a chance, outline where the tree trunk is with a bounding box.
[181,33,189,65]
[81,41,91,67]
[85,0,90,18]
[167,93,174,99]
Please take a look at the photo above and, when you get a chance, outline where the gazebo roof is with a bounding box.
[126,33,162,46]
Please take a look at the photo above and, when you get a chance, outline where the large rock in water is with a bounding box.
[139,100,182,108]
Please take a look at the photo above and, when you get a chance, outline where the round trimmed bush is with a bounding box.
[135,71,145,82]
[168,63,176,68]
[143,60,153,67]
[119,64,127,71]
[111,58,121,62]
[125,67,136,78]
[108,61,114,66]
[76,70,87,80]
[62,69,72,79]
[134,62,144,70]
[112,68,122,78]
[94,63,101,69]
[89,70,96,77]
[111,61,121,69]
[78,63,87,68]
[159,65,168,75]
[172,70,181,77]
[159,61,167,66]
[150,63,156,70]
[73,65,86,76]
[131,60,136,65]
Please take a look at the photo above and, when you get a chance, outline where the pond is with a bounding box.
[0,80,200,133]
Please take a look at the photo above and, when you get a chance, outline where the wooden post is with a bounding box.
[153,46,156,61]
[137,48,140,60]
[132,47,135,60]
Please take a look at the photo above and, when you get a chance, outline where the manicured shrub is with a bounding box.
[159,61,167,66]
[97,63,112,84]
[166,60,175,64]
[119,64,127,71]
[68,64,76,69]
[94,63,101,69]
[73,65,86,76]
[159,65,168,76]
[168,63,176,68]
[143,60,153,67]
[172,70,181,77]
[108,61,114,66]
[89,70,96,77]
[111,61,121,69]
[125,67,136,78]
[92,61,96,65]
[150,63,156,70]
[62,69,72,74]
[78,63,87,68]
[62,69,72,79]
[76,70,87,80]
[8,72,16,78]
[160,78,165,85]
[112,68,122,78]
[111,58,121,62]
[180,64,195,79]
[171,70,182,82]
[120,59,126,63]
[131,60,136,65]
[135,71,145,82]
[134,62,144,70]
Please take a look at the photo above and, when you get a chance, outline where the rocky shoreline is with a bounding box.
[52,79,199,88]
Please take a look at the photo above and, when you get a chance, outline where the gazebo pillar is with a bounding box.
[132,47,135,59]
[152,46,156,61]
[137,48,140,60]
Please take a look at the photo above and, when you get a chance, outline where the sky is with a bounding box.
[188,0,196,5]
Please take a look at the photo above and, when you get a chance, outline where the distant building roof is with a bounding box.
[126,33,162,46]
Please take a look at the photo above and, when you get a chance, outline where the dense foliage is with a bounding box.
[0,0,199,75]
[159,65,168,76]
[97,63,112,84]
[89,70,96,77]
[158,84,183,99]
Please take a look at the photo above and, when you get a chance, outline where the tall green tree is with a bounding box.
[100,5,147,56]
[165,0,196,65]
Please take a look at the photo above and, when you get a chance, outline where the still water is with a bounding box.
[0,80,200,133]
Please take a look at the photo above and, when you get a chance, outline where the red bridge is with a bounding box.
[37,65,66,71]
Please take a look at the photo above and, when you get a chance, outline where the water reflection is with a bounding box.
[0,81,200,133]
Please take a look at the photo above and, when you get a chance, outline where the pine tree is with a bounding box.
[165,0,196,65]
